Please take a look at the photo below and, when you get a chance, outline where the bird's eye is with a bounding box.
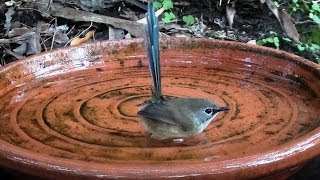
[204,108,212,114]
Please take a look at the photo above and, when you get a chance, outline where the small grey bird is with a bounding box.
[138,2,229,140]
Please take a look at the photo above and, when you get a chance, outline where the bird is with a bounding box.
[138,1,229,140]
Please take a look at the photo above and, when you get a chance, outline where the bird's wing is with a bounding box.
[138,102,194,130]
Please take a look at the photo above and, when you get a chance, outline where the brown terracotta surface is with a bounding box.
[0,37,319,179]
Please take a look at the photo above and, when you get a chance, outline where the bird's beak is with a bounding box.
[217,106,230,112]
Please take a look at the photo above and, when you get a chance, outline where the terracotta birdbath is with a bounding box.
[0,37,319,179]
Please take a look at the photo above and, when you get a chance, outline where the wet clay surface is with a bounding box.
[0,38,319,178]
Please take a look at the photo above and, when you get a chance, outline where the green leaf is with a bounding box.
[312,14,320,24]
[273,37,280,49]
[256,40,265,45]
[309,46,316,51]
[292,0,298,3]
[162,16,171,23]
[311,43,320,49]
[182,15,195,25]
[266,37,274,43]
[153,2,162,9]
[309,12,314,18]
[274,1,280,7]
[273,37,280,48]
[169,12,175,19]
[162,0,173,10]
[311,3,320,12]
[296,44,305,51]
[162,11,175,23]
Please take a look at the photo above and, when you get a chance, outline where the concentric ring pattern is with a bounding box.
[0,40,319,164]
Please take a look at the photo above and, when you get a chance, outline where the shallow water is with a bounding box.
[0,52,319,164]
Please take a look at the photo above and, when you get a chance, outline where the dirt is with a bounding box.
[0,0,319,65]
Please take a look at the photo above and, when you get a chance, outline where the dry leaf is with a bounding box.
[190,17,207,37]
[247,40,257,45]
[108,26,125,40]
[279,9,300,42]
[70,30,95,46]
[26,33,42,55]
[5,7,15,35]
[266,0,279,19]
[13,43,27,55]
[214,17,227,28]
[54,32,69,44]
[266,0,300,42]
[4,48,25,60]
[8,27,30,37]
[260,0,266,3]
[226,2,236,28]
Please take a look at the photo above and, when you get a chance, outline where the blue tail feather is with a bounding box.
[146,2,161,101]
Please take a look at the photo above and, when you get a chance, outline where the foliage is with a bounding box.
[257,31,281,49]
[289,0,320,24]
[182,15,195,25]
[163,12,176,23]
[154,0,176,23]
[257,31,320,63]
[154,0,195,25]
[269,0,320,63]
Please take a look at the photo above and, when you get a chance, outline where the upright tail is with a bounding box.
[146,1,161,101]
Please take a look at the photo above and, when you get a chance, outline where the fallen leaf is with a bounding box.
[279,9,300,42]
[108,26,125,40]
[214,17,227,28]
[247,40,257,44]
[4,48,25,60]
[70,30,95,46]
[266,0,279,19]
[8,27,30,37]
[13,43,27,55]
[266,0,300,42]
[5,7,15,35]
[26,33,42,55]
[5,1,14,6]
[226,2,236,28]
[54,32,69,44]
[190,17,207,37]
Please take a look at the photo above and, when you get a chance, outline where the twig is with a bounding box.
[66,25,76,36]
[50,18,57,50]
[47,0,53,11]
[25,3,145,37]
[295,20,317,25]
[4,48,26,60]
[40,36,47,51]
[0,32,35,44]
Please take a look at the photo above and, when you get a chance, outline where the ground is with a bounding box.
[0,0,319,64]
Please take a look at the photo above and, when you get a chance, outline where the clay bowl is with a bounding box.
[0,37,319,179]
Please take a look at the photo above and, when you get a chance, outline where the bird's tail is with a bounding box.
[146,1,161,101]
